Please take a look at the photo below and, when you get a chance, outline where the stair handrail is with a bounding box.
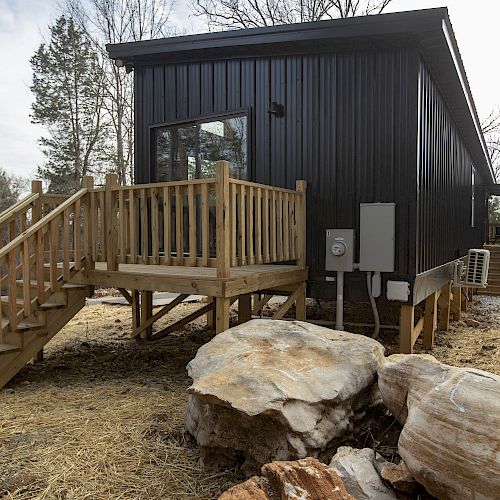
[0,189,87,261]
[0,188,88,333]
[0,193,39,229]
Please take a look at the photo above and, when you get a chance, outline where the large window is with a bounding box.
[154,114,248,181]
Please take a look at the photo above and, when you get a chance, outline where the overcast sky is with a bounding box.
[0,0,499,179]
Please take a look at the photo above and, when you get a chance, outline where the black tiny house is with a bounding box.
[107,8,495,307]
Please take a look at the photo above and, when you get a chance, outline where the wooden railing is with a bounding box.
[0,181,43,250]
[0,181,71,251]
[89,161,307,277]
[88,178,218,268]
[0,189,88,334]
[228,178,306,268]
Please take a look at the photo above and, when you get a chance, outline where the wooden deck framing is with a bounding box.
[399,281,468,353]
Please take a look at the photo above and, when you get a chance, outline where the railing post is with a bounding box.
[31,180,43,223]
[105,173,119,271]
[216,161,230,278]
[82,176,94,271]
[32,181,45,307]
[296,180,307,268]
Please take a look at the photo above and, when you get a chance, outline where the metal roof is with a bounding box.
[107,8,495,184]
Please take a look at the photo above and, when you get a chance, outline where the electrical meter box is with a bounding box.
[359,203,395,272]
[325,229,355,272]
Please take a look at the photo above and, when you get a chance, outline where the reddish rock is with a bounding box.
[219,476,270,499]
[220,457,354,500]
[380,460,418,494]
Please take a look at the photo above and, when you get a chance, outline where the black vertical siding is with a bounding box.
[417,60,485,274]
[134,47,418,296]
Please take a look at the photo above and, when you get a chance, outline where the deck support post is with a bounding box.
[461,288,468,313]
[132,290,140,335]
[238,294,252,324]
[295,283,306,321]
[451,286,462,321]
[215,161,231,334]
[438,281,452,331]
[206,297,215,329]
[399,305,415,354]
[216,297,231,334]
[34,348,44,363]
[140,290,153,339]
[423,291,438,350]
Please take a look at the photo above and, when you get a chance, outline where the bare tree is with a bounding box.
[191,0,394,30]
[482,108,500,182]
[0,168,26,213]
[62,0,176,184]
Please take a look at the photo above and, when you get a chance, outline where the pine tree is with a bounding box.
[30,16,110,193]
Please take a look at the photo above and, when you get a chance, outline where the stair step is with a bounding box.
[15,280,52,289]
[39,301,67,310]
[0,343,20,355]
[1,295,67,312]
[61,283,88,290]
[1,317,46,332]
[0,296,24,309]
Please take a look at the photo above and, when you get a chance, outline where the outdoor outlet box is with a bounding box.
[359,203,395,272]
[386,280,410,302]
[325,229,355,272]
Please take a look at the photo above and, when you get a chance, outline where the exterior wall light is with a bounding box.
[268,101,284,117]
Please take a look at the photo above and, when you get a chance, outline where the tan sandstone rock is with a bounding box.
[186,319,385,472]
[378,354,500,499]
[219,457,354,500]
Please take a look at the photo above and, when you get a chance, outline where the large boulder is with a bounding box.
[378,354,500,499]
[329,446,397,499]
[219,457,354,500]
[186,319,385,472]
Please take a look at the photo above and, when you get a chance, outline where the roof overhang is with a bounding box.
[107,7,495,185]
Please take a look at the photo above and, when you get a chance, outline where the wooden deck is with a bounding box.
[72,263,308,298]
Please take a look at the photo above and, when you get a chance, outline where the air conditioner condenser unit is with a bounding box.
[453,249,490,288]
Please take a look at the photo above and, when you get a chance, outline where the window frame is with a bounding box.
[471,165,476,228]
[149,108,252,183]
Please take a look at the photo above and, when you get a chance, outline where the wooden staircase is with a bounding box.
[0,184,93,388]
[479,245,500,296]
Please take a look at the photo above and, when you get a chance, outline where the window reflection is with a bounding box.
[155,115,248,181]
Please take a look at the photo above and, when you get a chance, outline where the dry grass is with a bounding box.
[1,302,241,500]
[1,385,236,499]
[1,294,498,499]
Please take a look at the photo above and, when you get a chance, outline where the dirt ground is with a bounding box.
[1,294,499,499]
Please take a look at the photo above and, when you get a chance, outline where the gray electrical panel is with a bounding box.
[359,203,395,272]
[325,229,355,272]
